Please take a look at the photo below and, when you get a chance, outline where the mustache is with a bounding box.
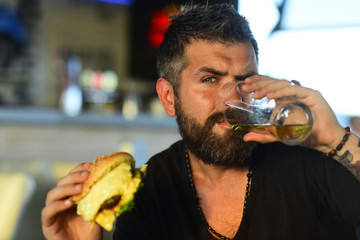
[205,112,226,129]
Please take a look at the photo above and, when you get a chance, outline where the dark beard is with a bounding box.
[175,98,257,169]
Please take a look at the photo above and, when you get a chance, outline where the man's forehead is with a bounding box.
[183,40,258,73]
[184,39,256,60]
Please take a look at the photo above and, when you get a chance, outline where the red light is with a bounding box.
[147,4,180,48]
[92,71,103,89]
[148,32,165,48]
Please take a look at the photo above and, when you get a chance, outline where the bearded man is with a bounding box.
[42,4,360,240]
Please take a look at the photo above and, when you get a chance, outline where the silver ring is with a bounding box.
[290,80,301,86]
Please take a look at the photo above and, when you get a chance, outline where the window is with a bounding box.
[239,0,360,118]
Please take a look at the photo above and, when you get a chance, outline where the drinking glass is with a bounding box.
[215,81,314,145]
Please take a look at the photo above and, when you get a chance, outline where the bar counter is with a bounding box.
[0,107,181,240]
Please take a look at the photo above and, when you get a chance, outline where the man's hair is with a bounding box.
[156,3,259,93]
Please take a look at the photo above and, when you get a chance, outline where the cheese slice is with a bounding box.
[95,209,115,231]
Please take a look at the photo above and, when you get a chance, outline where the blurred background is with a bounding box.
[0,0,359,239]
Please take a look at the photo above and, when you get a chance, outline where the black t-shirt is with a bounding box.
[114,141,360,240]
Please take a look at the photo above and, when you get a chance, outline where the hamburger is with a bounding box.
[71,152,147,231]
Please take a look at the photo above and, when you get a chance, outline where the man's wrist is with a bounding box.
[322,127,351,158]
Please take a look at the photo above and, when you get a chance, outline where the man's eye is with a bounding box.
[202,77,217,83]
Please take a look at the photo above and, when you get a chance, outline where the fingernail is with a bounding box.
[75,184,83,190]
[267,92,275,98]
[64,199,72,206]
[252,91,260,97]
[83,162,92,168]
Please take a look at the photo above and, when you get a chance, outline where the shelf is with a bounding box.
[0,107,177,130]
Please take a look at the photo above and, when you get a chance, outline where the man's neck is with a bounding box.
[187,150,250,239]
[187,150,249,184]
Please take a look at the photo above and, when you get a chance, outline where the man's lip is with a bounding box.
[216,119,232,129]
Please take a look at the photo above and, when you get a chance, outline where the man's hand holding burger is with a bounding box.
[41,162,102,240]
[41,152,146,240]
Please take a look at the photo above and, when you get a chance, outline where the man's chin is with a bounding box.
[175,103,256,168]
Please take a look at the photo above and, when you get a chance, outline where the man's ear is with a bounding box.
[156,78,176,117]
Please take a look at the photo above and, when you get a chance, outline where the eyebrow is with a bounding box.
[235,72,257,81]
[196,67,257,81]
[197,67,227,76]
